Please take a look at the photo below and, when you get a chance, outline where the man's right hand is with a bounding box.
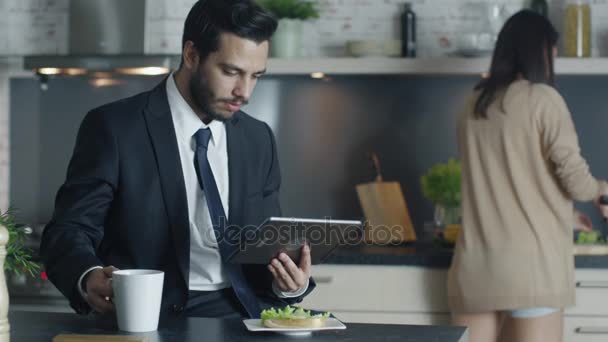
[84,266,118,314]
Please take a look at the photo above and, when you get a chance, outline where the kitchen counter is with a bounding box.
[9,243,608,316]
[325,242,608,269]
[8,311,468,342]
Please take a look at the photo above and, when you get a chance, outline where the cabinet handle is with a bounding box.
[576,281,608,289]
[314,276,333,284]
[575,327,608,334]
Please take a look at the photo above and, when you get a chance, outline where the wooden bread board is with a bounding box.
[574,244,608,255]
[356,181,416,244]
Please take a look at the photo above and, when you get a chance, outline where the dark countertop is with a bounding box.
[9,311,468,342]
[324,243,608,269]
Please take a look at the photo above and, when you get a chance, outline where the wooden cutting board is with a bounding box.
[53,335,150,342]
[574,244,608,255]
[356,181,416,244]
[356,153,416,244]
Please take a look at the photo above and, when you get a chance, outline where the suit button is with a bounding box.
[172,304,184,314]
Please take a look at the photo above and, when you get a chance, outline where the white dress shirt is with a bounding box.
[166,71,231,290]
[78,73,306,300]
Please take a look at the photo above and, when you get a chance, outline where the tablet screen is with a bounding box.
[227,217,363,265]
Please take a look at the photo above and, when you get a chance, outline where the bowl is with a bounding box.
[454,33,495,57]
[346,40,402,57]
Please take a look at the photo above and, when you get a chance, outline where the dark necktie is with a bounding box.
[193,128,261,318]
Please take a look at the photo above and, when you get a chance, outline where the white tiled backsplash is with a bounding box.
[2,0,608,56]
[0,62,9,212]
[143,0,608,56]
[0,0,69,55]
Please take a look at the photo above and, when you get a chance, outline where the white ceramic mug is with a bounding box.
[112,269,164,332]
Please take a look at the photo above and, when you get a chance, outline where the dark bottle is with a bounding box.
[401,3,416,57]
[530,0,548,17]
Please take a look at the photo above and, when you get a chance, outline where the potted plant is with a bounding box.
[1,209,40,277]
[0,208,40,331]
[257,0,320,58]
[420,159,462,242]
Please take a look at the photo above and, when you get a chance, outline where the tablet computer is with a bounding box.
[227,217,363,265]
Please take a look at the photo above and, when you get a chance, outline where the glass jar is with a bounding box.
[455,3,509,56]
[563,0,591,57]
[433,204,461,226]
[433,204,462,244]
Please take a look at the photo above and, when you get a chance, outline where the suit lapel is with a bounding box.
[142,79,190,288]
[226,113,246,227]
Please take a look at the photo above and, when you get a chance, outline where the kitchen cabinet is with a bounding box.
[301,265,450,325]
[302,264,608,340]
[564,269,608,341]
[564,317,608,342]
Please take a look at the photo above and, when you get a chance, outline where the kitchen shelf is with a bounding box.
[266,57,608,76]
[267,57,490,75]
[20,55,608,76]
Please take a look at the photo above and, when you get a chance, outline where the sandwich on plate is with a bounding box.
[260,306,331,329]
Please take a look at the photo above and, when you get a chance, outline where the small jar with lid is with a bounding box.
[563,0,591,57]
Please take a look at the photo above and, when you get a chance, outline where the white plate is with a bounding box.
[243,318,347,336]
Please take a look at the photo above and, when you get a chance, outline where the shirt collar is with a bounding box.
[166,72,224,147]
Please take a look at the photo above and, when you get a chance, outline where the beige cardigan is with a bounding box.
[448,80,600,312]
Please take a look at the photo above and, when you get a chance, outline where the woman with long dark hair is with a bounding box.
[448,10,608,342]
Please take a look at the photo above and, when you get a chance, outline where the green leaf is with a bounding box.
[577,230,600,244]
[1,208,42,277]
[420,158,462,207]
[261,305,330,322]
[257,0,319,20]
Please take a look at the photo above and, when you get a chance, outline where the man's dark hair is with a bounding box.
[474,10,558,118]
[181,0,278,62]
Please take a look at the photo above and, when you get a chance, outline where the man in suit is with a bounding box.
[40,0,314,319]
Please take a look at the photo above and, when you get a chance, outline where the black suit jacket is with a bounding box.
[40,79,315,315]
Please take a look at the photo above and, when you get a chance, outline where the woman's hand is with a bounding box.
[595,180,608,221]
[573,209,593,232]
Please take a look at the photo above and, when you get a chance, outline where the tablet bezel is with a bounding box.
[227,217,363,265]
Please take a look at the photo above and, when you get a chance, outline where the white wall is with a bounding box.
[0,61,9,212]
[143,0,528,57]
[0,0,69,55]
[144,0,608,57]
[3,0,608,57]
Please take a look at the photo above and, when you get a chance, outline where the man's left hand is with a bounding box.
[268,244,311,292]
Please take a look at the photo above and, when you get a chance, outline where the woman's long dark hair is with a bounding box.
[474,10,558,118]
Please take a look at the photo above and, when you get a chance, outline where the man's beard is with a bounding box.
[188,71,229,122]
[188,67,247,122]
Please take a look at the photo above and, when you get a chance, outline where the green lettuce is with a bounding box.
[260,306,330,322]
[576,230,604,244]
